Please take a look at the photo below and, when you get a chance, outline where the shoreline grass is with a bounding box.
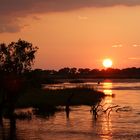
[17,86,106,110]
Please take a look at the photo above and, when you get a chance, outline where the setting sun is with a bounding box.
[103,59,113,68]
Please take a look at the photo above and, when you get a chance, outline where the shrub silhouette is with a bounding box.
[0,39,38,119]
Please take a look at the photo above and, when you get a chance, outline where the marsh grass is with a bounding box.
[17,86,105,110]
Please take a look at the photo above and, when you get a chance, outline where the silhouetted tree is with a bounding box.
[0,39,38,119]
[78,68,91,78]
[58,67,70,75]
[0,39,38,74]
[69,68,77,75]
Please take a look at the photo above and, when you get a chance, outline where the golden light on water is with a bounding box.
[103,89,112,96]
[100,83,113,140]
[103,82,112,91]
[103,82,113,104]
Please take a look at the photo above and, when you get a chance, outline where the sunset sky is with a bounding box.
[0,0,140,70]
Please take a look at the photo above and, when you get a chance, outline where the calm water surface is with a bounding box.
[1,79,140,140]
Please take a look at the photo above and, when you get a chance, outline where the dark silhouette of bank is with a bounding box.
[26,67,140,85]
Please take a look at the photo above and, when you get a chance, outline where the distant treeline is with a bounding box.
[28,67,140,84]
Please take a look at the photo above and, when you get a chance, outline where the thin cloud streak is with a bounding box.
[1,0,140,33]
[128,57,140,60]
[78,16,88,20]
[112,44,123,48]
[132,44,140,47]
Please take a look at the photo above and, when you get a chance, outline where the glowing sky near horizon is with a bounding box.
[0,1,140,70]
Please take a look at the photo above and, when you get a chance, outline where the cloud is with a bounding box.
[78,16,88,20]
[0,16,22,33]
[1,0,140,33]
[132,44,140,47]
[112,44,123,48]
[128,57,140,60]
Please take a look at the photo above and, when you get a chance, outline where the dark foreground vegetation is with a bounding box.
[0,39,138,121]
[17,87,105,108]
[0,39,38,121]
[0,39,106,122]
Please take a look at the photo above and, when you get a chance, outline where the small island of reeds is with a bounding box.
[17,86,106,112]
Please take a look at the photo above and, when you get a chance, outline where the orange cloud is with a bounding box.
[1,0,140,33]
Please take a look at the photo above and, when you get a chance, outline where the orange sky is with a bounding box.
[0,2,140,70]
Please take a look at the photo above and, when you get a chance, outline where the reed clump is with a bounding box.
[17,86,106,109]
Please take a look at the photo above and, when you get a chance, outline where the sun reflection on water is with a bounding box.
[100,81,113,140]
[102,82,113,105]
[100,116,112,140]
[103,82,113,95]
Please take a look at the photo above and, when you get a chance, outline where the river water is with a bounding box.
[0,79,140,140]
